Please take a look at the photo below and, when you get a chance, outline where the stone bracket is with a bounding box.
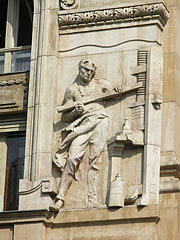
[151,94,163,110]
[108,131,144,150]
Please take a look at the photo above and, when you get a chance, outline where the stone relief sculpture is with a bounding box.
[50,59,116,212]
[50,59,142,212]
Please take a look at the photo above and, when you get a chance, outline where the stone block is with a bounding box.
[162,6,180,57]
[161,102,175,152]
[163,53,180,106]
[174,103,180,158]
[141,145,161,205]
[158,193,180,240]
[41,9,59,57]
[0,227,12,240]
[14,223,45,240]
[161,102,180,157]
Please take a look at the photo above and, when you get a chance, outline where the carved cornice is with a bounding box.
[0,73,29,86]
[58,2,169,29]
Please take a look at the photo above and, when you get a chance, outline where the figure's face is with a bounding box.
[79,66,95,83]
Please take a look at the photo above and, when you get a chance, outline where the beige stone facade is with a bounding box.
[0,0,180,239]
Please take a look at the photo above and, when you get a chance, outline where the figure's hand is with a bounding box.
[113,85,123,93]
[75,102,84,114]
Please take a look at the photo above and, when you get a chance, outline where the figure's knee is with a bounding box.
[65,157,81,176]
[88,155,100,171]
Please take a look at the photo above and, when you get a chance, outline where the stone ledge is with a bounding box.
[160,179,180,193]
[48,205,159,226]
[160,162,180,180]
[0,205,159,226]
[0,209,48,224]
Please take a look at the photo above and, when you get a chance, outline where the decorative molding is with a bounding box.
[0,210,49,224]
[19,178,57,196]
[58,2,169,29]
[59,39,161,53]
[0,76,29,86]
[160,163,180,180]
[160,179,180,193]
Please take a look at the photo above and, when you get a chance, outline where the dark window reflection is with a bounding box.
[17,0,33,46]
[0,0,8,48]
[4,133,25,211]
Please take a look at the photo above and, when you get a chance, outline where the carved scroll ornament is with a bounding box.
[60,0,78,10]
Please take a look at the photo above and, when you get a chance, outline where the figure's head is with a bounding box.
[79,59,96,83]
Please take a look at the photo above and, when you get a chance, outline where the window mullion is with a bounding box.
[4,51,12,73]
[0,135,8,211]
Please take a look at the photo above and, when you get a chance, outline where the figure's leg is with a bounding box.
[56,156,82,201]
[50,133,91,212]
[87,118,109,207]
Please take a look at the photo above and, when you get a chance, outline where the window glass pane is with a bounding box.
[4,134,25,210]
[11,50,31,72]
[0,53,5,74]
[17,0,33,46]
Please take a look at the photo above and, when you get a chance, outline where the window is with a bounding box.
[0,0,33,212]
[0,0,33,74]
[3,133,25,211]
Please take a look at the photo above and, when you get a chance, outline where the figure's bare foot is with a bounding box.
[49,199,64,212]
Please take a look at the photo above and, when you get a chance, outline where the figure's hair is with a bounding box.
[79,59,97,72]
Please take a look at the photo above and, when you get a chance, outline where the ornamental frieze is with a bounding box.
[0,72,29,86]
[58,2,169,29]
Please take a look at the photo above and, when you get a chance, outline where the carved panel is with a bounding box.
[0,72,29,113]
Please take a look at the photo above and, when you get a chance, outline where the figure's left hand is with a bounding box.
[113,85,123,93]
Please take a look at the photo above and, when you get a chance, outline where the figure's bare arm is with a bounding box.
[61,87,84,122]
